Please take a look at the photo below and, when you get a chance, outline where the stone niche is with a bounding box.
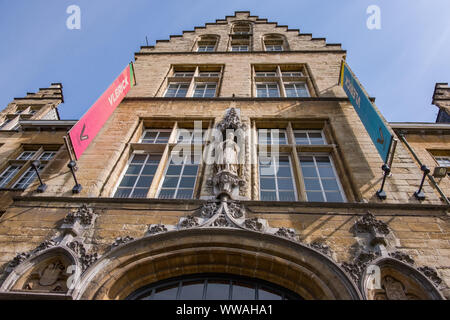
[364,262,442,300]
[11,255,72,294]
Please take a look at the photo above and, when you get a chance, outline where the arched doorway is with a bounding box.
[75,228,361,300]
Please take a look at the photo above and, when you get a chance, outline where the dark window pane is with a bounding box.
[162,176,179,188]
[301,166,318,178]
[136,175,153,188]
[316,156,331,163]
[325,192,343,202]
[179,177,196,188]
[176,189,193,199]
[166,165,182,175]
[278,156,290,165]
[179,281,204,300]
[261,191,277,201]
[299,156,314,164]
[153,284,178,300]
[205,281,230,300]
[148,154,162,163]
[260,178,276,190]
[277,166,292,177]
[318,166,335,178]
[279,191,296,201]
[259,288,283,300]
[114,188,131,198]
[322,179,339,191]
[125,165,141,175]
[159,189,175,199]
[232,282,256,300]
[307,191,324,202]
[304,178,321,191]
[183,165,198,176]
[131,154,147,164]
[131,188,148,198]
[142,165,157,175]
[277,178,294,190]
[119,175,138,187]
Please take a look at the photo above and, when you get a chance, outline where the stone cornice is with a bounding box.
[10,196,449,216]
[135,49,346,56]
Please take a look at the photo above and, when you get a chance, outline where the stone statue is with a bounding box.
[216,131,240,176]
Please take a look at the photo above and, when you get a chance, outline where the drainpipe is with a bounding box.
[398,134,450,205]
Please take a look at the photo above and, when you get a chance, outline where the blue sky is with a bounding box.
[1,0,449,122]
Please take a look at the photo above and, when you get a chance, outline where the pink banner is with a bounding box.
[69,63,134,160]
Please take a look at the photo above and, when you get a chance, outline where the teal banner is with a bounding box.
[340,61,393,163]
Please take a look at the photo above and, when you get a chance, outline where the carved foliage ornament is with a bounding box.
[111,236,134,249]
[67,241,98,272]
[341,251,380,284]
[63,204,94,226]
[355,212,390,235]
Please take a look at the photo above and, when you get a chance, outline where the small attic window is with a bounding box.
[195,35,219,52]
[263,34,288,51]
[232,22,251,34]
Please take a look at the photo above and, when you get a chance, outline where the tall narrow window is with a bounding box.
[299,155,344,202]
[284,83,309,97]
[12,151,56,189]
[193,83,217,98]
[165,83,189,97]
[13,165,43,189]
[114,153,162,198]
[259,154,296,201]
[0,165,22,188]
[158,153,199,199]
[256,83,280,98]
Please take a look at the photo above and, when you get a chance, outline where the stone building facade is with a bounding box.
[0,11,448,300]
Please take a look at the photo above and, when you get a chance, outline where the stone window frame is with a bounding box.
[193,83,218,98]
[298,153,347,203]
[0,144,60,190]
[255,82,280,98]
[228,21,253,52]
[262,34,289,52]
[231,45,249,52]
[108,118,214,199]
[193,34,220,52]
[284,82,310,98]
[113,152,163,199]
[252,119,354,202]
[156,151,201,200]
[258,152,298,202]
[252,64,316,98]
[159,64,225,98]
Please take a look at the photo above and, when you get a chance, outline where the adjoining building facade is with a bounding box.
[0,12,448,300]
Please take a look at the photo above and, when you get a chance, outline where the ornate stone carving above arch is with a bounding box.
[73,228,361,300]
[361,257,444,300]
